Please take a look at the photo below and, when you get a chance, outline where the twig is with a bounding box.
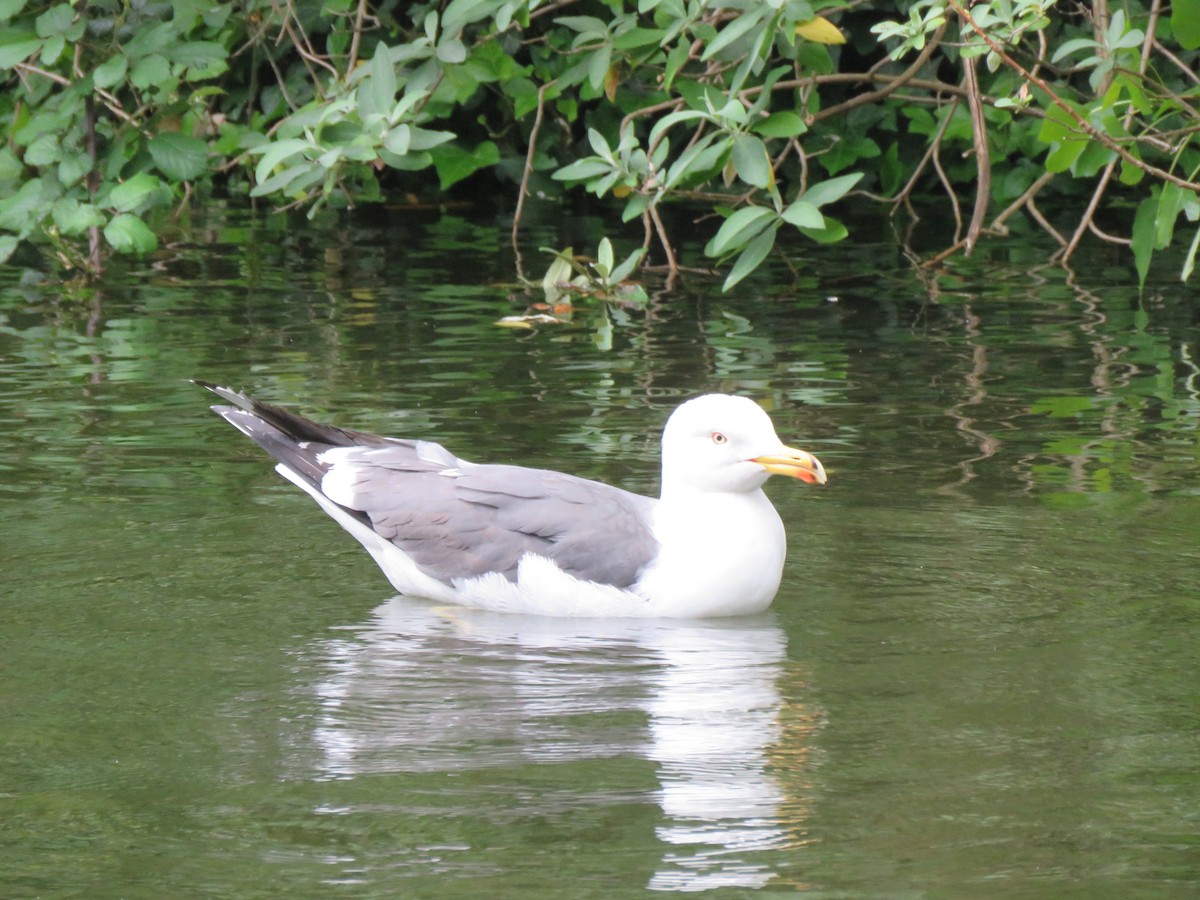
[961,54,990,255]
[946,0,1200,192]
[647,202,678,276]
[511,81,556,256]
[346,0,371,82]
[808,22,947,125]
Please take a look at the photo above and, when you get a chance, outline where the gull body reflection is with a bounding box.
[304,597,817,890]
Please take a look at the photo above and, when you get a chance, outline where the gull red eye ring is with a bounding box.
[711,431,728,444]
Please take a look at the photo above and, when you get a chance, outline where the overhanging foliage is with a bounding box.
[0,1,1197,287]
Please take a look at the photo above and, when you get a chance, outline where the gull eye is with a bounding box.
[710,431,728,445]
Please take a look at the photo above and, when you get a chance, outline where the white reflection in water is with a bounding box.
[307,596,813,891]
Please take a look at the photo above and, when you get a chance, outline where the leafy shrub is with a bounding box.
[1,0,1197,288]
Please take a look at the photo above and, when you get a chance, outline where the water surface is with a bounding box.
[2,205,1197,896]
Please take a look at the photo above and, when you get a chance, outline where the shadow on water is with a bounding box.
[287,597,820,892]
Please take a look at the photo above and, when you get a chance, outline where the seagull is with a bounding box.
[197,382,827,618]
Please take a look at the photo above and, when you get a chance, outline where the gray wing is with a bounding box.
[335,456,660,589]
[197,382,660,590]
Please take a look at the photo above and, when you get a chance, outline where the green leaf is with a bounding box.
[0,0,26,22]
[1182,224,1200,282]
[731,133,771,189]
[1131,195,1156,289]
[702,6,766,60]
[609,246,645,284]
[613,27,665,50]
[51,197,104,235]
[359,43,397,121]
[107,172,163,212]
[436,37,467,64]
[430,140,499,189]
[796,217,850,244]
[706,205,776,257]
[802,172,863,207]
[0,234,17,264]
[0,37,41,68]
[252,138,311,184]
[406,127,455,151]
[249,162,312,197]
[752,111,806,138]
[597,236,614,276]
[552,158,613,181]
[93,54,127,89]
[24,133,61,166]
[169,40,228,75]
[34,3,75,38]
[103,213,157,254]
[148,132,208,180]
[1156,183,1185,249]
[780,199,824,229]
[1175,2,1200,49]
[723,224,777,290]
[0,178,46,233]
[57,152,91,186]
[130,54,171,90]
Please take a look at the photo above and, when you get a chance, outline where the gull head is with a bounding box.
[659,394,827,496]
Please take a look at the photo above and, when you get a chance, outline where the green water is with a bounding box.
[2,206,1197,897]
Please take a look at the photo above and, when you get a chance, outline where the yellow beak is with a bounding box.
[752,447,828,485]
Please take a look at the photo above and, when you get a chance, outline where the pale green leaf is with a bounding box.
[780,199,824,229]
[702,7,766,60]
[107,172,163,212]
[706,205,776,257]
[731,133,771,189]
[802,172,863,207]
[723,224,777,290]
[252,138,311,184]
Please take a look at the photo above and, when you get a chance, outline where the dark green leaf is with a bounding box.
[752,111,807,138]
[149,132,208,180]
[430,140,500,189]
[1131,196,1156,288]
[1174,2,1200,48]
